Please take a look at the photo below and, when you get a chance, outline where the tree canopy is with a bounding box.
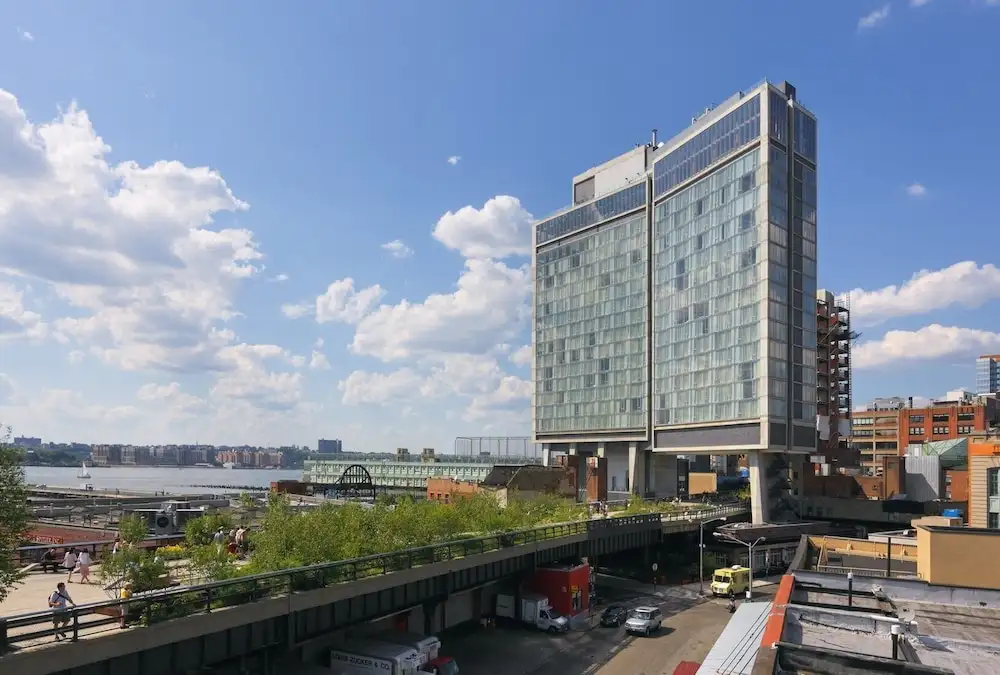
[0,424,29,603]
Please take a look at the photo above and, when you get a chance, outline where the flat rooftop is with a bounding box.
[773,572,1000,674]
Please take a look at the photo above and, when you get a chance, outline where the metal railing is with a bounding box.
[0,506,745,652]
[814,564,918,580]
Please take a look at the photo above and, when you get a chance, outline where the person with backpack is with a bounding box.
[48,582,75,641]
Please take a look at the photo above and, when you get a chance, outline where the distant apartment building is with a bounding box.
[13,436,42,448]
[977,355,1000,395]
[317,438,343,454]
[216,449,284,468]
[90,444,123,466]
[850,393,999,475]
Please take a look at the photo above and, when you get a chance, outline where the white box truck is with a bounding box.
[495,593,569,633]
[329,639,427,675]
[376,632,459,675]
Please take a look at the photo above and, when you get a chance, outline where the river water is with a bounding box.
[23,466,303,495]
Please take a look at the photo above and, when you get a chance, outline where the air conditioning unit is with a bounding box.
[174,508,207,530]
[128,508,179,535]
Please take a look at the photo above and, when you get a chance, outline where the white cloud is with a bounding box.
[906,182,927,197]
[269,273,289,283]
[381,239,414,259]
[859,5,891,29]
[0,283,46,342]
[282,278,385,324]
[309,350,330,370]
[314,337,324,348]
[447,156,461,166]
[465,375,531,421]
[338,353,530,422]
[846,261,1000,325]
[281,302,311,319]
[509,345,532,368]
[350,258,530,361]
[432,195,533,259]
[910,0,931,6]
[209,344,304,411]
[18,29,34,42]
[0,89,262,373]
[316,278,385,324]
[339,368,426,405]
[854,324,1000,369]
[136,382,205,417]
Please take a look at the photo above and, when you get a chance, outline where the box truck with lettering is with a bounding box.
[496,593,569,633]
[375,632,459,675]
[329,639,426,675]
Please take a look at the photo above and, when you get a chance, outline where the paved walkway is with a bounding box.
[0,570,123,649]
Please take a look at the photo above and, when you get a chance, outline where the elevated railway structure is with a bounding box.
[1,505,748,675]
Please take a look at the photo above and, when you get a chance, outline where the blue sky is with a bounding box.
[1,1,999,451]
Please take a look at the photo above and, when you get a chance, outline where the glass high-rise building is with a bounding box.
[532,81,817,522]
[978,355,1000,395]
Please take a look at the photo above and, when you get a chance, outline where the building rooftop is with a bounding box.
[778,575,1000,674]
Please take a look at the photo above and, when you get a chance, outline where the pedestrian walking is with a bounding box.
[63,548,77,581]
[74,549,92,584]
[48,582,75,641]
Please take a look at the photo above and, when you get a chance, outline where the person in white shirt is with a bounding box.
[62,549,77,579]
[71,549,92,584]
[48,582,75,641]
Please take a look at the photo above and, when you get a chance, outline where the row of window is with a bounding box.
[536,182,647,245]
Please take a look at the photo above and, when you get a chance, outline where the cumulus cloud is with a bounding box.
[859,5,891,29]
[509,345,532,368]
[350,258,530,361]
[0,283,46,342]
[845,261,1000,325]
[447,156,461,166]
[338,353,531,420]
[906,183,927,197]
[18,29,34,42]
[854,324,1000,369]
[381,239,414,259]
[309,350,330,370]
[316,278,385,324]
[432,195,533,259]
[0,89,261,373]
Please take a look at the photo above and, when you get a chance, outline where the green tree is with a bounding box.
[0,424,30,603]
[99,514,169,593]
[184,512,234,547]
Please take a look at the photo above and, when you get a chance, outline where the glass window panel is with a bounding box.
[533,212,647,433]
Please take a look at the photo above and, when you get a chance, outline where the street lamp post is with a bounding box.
[715,533,766,600]
[698,517,727,596]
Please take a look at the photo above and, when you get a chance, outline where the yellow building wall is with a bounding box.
[915,524,1000,590]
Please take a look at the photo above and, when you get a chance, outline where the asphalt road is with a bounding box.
[438,580,770,675]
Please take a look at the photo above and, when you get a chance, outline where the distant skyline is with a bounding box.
[2,1,1000,450]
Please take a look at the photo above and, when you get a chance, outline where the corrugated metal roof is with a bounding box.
[696,601,772,675]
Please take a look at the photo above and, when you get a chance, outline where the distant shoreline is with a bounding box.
[22,464,297,471]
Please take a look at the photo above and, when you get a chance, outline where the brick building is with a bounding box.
[849,393,999,475]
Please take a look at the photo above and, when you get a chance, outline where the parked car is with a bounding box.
[600,605,629,627]
[625,606,663,636]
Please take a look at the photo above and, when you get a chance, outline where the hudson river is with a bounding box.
[23,466,304,495]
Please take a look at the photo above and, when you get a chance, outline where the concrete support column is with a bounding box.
[542,443,552,467]
[628,442,646,496]
[650,454,679,499]
[748,451,771,525]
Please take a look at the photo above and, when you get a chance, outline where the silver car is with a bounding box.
[624,606,662,636]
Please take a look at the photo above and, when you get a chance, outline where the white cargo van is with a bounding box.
[376,632,459,674]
